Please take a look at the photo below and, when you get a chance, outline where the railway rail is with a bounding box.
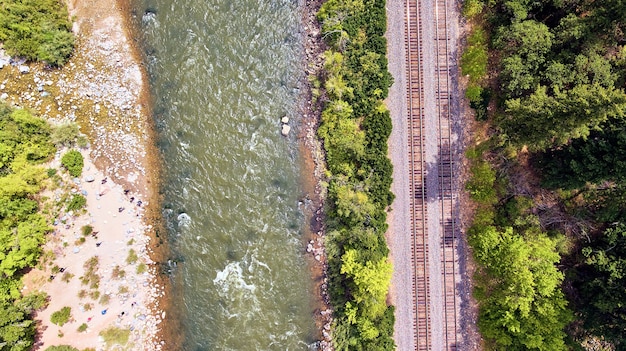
[405,0,459,348]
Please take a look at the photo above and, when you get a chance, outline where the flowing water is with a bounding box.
[132,0,317,349]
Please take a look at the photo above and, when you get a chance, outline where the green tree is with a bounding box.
[470,226,572,350]
[575,224,626,346]
[0,299,35,351]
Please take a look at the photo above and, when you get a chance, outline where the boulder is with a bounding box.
[18,65,30,74]
[281,116,289,123]
[281,124,291,136]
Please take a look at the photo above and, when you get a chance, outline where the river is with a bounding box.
[131,0,318,348]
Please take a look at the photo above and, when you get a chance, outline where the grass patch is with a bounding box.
[99,327,130,348]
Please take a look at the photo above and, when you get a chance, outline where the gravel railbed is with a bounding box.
[385,0,476,349]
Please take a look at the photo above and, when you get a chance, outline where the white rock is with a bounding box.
[281,124,291,136]
[0,93,7,100]
[18,65,30,74]
[281,116,289,123]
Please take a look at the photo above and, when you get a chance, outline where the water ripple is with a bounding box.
[136,0,315,348]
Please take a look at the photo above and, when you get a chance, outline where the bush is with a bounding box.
[67,194,86,211]
[0,0,75,66]
[136,263,147,274]
[466,161,497,204]
[460,29,488,83]
[111,266,125,280]
[463,0,484,18]
[126,249,138,265]
[81,225,93,236]
[61,150,84,177]
[51,123,80,147]
[99,327,130,348]
[50,306,71,326]
[45,346,79,351]
[77,323,88,332]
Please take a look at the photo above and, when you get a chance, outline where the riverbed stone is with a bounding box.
[281,124,291,136]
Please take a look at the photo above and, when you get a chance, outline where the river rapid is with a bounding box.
[131,0,318,348]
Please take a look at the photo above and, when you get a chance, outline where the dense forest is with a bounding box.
[462,0,626,348]
[316,0,396,348]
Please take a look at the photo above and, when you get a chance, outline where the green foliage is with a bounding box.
[81,225,93,236]
[470,226,572,350]
[461,29,488,84]
[45,346,79,351]
[61,150,83,177]
[463,0,484,18]
[317,0,395,348]
[574,224,626,346]
[77,323,88,333]
[0,297,38,351]
[51,123,80,147]
[466,160,497,204]
[66,194,86,211]
[136,263,147,274]
[537,119,626,189]
[99,327,130,348]
[0,0,75,65]
[50,306,71,326]
[126,249,138,264]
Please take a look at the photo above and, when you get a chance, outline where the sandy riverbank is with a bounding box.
[0,0,170,349]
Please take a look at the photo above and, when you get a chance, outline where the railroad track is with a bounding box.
[405,0,459,348]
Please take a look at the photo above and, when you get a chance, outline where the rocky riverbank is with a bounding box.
[0,0,168,349]
[297,0,334,349]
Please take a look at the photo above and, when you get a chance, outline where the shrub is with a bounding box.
[50,306,71,326]
[99,327,130,348]
[61,272,74,283]
[463,0,484,18]
[136,263,147,274]
[99,294,110,305]
[111,266,125,280]
[81,225,93,236]
[45,346,79,351]
[89,290,100,300]
[460,29,488,84]
[77,323,88,332]
[51,123,80,147]
[61,150,84,177]
[466,161,497,204]
[0,0,75,65]
[126,249,138,265]
[67,194,87,211]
